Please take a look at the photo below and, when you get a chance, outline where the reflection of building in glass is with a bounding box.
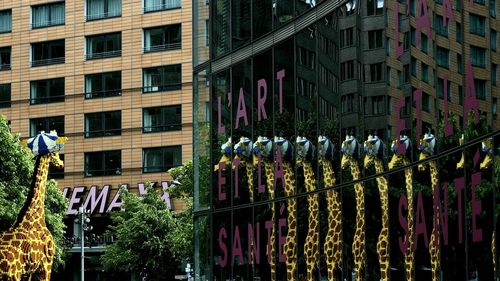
[0,0,192,279]
[194,0,499,280]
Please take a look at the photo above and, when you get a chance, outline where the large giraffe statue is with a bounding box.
[388,135,414,281]
[234,137,254,202]
[363,134,390,281]
[479,137,496,278]
[275,136,297,280]
[296,136,319,280]
[340,134,365,281]
[318,135,342,280]
[0,131,67,281]
[252,136,277,280]
[418,133,440,281]
[214,137,232,172]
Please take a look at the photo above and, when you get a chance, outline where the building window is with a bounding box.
[0,84,10,108]
[493,64,498,85]
[411,57,417,76]
[457,54,463,74]
[340,60,354,81]
[84,150,121,177]
[48,154,64,179]
[142,64,182,93]
[341,94,354,113]
[387,96,392,114]
[475,79,487,100]
[403,64,410,83]
[144,24,181,53]
[86,0,122,21]
[372,96,384,115]
[410,27,416,46]
[86,32,121,60]
[143,105,182,133]
[143,0,181,13]
[435,14,448,37]
[297,78,316,98]
[85,71,121,99]
[0,10,12,33]
[30,116,64,137]
[0,47,10,71]
[368,30,383,49]
[397,70,402,88]
[31,2,65,28]
[493,98,497,119]
[143,146,182,173]
[491,30,497,51]
[30,78,64,105]
[31,39,65,67]
[471,45,486,68]
[456,22,462,42]
[437,78,452,101]
[367,0,383,16]
[403,32,410,51]
[420,34,428,53]
[422,63,429,83]
[340,28,354,48]
[366,62,383,82]
[436,46,449,68]
[85,111,121,138]
[492,0,497,17]
[422,92,430,112]
[469,13,486,36]
[386,67,391,85]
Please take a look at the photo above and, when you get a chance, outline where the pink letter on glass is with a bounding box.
[235,88,249,129]
[442,0,455,27]
[414,191,429,250]
[276,69,285,113]
[232,226,244,265]
[416,0,432,45]
[257,79,268,121]
[218,96,225,134]
[394,2,404,58]
[443,75,453,137]
[218,227,228,268]
[464,60,480,125]
[218,162,227,201]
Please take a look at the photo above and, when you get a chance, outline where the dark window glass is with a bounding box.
[421,34,428,53]
[422,63,429,82]
[436,46,450,68]
[372,96,384,115]
[435,14,448,37]
[32,2,65,28]
[143,146,181,173]
[144,0,181,12]
[340,28,354,48]
[422,92,430,112]
[341,94,355,113]
[0,47,10,70]
[341,60,354,80]
[492,64,498,85]
[0,84,10,108]
[474,79,487,100]
[252,0,272,39]
[0,10,12,33]
[437,78,452,101]
[84,150,121,177]
[48,154,64,179]
[142,64,181,93]
[274,0,293,27]
[85,71,121,98]
[86,0,122,20]
[457,53,463,73]
[31,40,65,67]
[231,0,251,49]
[86,32,121,59]
[469,13,486,36]
[456,22,462,42]
[471,45,486,68]
[492,30,497,51]
[367,0,383,15]
[144,24,181,52]
[30,78,64,105]
[213,0,230,57]
[30,116,64,136]
[492,0,497,17]
[143,105,181,132]
[85,111,121,137]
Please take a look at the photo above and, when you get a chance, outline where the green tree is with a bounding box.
[101,185,193,281]
[0,115,68,268]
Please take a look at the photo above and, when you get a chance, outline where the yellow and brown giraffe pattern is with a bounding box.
[363,135,390,281]
[0,151,64,281]
[318,136,342,281]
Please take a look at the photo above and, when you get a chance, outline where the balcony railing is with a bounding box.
[84,89,121,99]
[0,64,11,71]
[142,83,182,93]
[30,95,65,105]
[31,18,65,29]
[143,0,181,12]
[85,50,121,60]
[143,123,182,133]
[31,57,65,67]
[143,42,181,53]
[85,11,121,21]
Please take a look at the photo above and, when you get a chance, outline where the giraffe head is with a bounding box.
[341,134,360,169]
[388,135,411,169]
[296,136,315,167]
[318,135,334,162]
[233,136,253,167]
[363,134,384,169]
[26,130,67,169]
[252,136,273,165]
[480,137,494,170]
[274,136,294,162]
[214,137,232,171]
[418,132,437,172]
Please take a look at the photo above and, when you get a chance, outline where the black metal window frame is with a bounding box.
[84,150,122,177]
[142,104,182,133]
[31,39,65,67]
[29,115,65,137]
[85,32,122,60]
[31,2,65,29]
[142,64,182,93]
[0,83,11,108]
[143,24,182,53]
[143,0,181,13]
[84,110,122,138]
[30,77,65,105]
[84,71,122,99]
[0,9,12,33]
[0,46,11,71]
[142,145,182,173]
[85,0,122,21]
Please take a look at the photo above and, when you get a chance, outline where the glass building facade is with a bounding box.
[193,0,499,280]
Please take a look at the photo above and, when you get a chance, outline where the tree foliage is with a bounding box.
[0,115,68,268]
[101,185,193,280]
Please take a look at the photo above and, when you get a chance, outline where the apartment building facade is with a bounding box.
[0,0,192,279]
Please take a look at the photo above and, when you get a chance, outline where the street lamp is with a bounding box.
[75,207,92,281]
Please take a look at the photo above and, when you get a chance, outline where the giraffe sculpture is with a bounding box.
[340,134,365,281]
[418,133,441,281]
[296,136,319,280]
[252,136,277,280]
[234,137,254,202]
[0,131,67,281]
[363,134,390,281]
[214,137,232,172]
[388,135,414,281]
[318,135,342,281]
[275,136,297,280]
[479,138,496,278]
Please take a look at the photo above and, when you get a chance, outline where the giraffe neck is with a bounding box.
[263,160,276,281]
[320,158,336,187]
[264,162,275,199]
[428,161,439,189]
[373,159,390,281]
[303,162,315,192]
[14,155,50,228]
[245,160,254,202]
[350,158,366,281]
[402,158,415,281]
[428,160,441,281]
